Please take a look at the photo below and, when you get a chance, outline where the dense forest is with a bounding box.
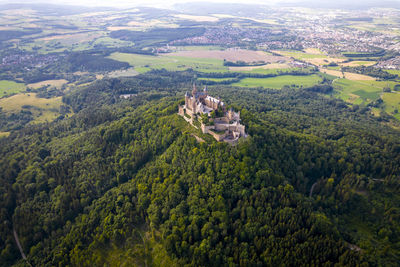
[0,70,399,266]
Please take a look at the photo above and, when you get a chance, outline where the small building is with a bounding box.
[178,84,247,144]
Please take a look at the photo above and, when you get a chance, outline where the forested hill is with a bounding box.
[0,71,399,266]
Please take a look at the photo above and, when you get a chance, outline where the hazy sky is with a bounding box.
[2,0,400,8]
[0,0,298,8]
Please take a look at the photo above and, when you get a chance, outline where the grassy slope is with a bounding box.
[333,79,399,105]
[381,93,400,120]
[0,93,64,123]
[0,80,26,97]
[108,52,228,73]
[232,74,322,89]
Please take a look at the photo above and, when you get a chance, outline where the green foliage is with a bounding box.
[0,71,399,266]
[0,80,26,97]
[110,27,205,46]
[342,66,398,80]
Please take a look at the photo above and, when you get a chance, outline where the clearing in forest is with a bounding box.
[333,79,398,106]
[174,14,219,22]
[381,93,400,120]
[109,52,228,73]
[168,49,286,63]
[341,61,376,67]
[274,50,346,66]
[28,79,68,89]
[0,80,26,97]
[232,74,322,89]
[229,63,291,71]
[320,69,376,81]
[0,93,65,123]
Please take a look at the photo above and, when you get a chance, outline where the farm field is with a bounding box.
[228,63,291,71]
[167,49,285,63]
[381,93,400,120]
[277,50,328,59]
[198,77,237,82]
[0,80,26,97]
[108,52,229,73]
[173,45,224,51]
[173,14,219,22]
[304,48,324,54]
[386,69,400,76]
[341,61,376,67]
[344,72,376,81]
[28,79,69,89]
[107,68,139,78]
[0,131,10,138]
[333,79,399,105]
[0,93,64,123]
[92,36,134,48]
[320,68,376,81]
[274,50,346,66]
[232,74,323,89]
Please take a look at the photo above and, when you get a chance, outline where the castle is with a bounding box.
[178,84,247,144]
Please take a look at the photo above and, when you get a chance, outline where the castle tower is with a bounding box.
[185,91,190,107]
[228,108,233,121]
[192,83,197,97]
[192,97,197,113]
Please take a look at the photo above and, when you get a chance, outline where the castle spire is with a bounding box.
[192,83,197,97]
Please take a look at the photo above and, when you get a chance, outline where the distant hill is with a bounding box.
[173,2,272,16]
[277,0,400,10]
[0,3,115,15]
[174,1,400,13]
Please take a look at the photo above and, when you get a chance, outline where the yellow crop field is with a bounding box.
[0,93,64,123]
[28,79,68,89]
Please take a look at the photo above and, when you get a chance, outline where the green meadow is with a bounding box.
[333,79,399,105]
[108,52,229,73]
[0,80,26,97]
[0,93,65,124]
[278,50,328,59]
[386,69,400,76]
[198,77,237,82]
[381,93,400,120]
[232,74,322,89]
[239,67,301,75]
[174,45,224,51]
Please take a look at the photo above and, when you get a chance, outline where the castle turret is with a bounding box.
[192,83,197,97]
[185,91,190,107]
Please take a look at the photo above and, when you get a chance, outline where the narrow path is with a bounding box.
[13,228,32,266]
[309,182,317,197]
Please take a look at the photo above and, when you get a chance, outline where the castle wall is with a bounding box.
[214,117,229,124]
[237,125,246,136]
[182,90,246,145]
[215,123,228,131]
[178,106,185,116]
[204,98,219,110]
[201,124,215,134]
[208,130,226,142]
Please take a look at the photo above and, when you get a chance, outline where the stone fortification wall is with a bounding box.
[208,130,226,142]
[201,124,214,134]
[214,117,229,124]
